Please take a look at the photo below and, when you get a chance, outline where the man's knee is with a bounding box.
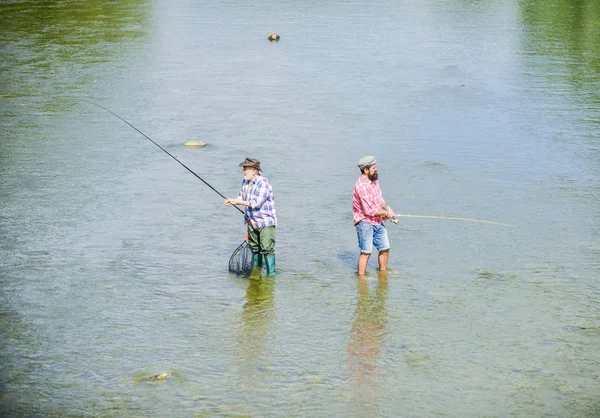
[259,226,276,255]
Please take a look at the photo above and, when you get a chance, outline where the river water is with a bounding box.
[1,0,599,416]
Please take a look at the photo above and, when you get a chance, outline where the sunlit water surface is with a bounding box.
[1,0,599,416]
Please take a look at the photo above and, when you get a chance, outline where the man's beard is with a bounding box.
[368,172,378,181]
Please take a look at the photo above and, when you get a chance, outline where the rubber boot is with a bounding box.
[265,255,276,276]
[253,253,263,268]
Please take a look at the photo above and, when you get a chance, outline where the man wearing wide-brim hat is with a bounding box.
[225,157,277,275]
[352,155,398,276]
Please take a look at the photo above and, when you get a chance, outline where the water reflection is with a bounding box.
[0,0,149,110]
[236,278,275,386]
[519,0,600,118]
[348,272,389,382]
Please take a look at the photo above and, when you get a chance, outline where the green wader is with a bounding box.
[247,224,276,276]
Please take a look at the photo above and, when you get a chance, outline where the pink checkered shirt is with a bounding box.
[353,174,385,226]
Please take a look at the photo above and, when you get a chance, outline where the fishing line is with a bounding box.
[390,214,513,227]
[82,99,244,214]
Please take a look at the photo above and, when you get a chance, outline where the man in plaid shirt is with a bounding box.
[352,155,398,276]
[225,157,277,275]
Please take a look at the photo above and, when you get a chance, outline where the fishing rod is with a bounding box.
[82,99,244,215]
[389,214,513,227]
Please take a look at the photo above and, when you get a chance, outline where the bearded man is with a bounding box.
[352,155,398,276]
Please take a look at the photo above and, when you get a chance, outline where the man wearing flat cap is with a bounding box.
[225,158,277,275]
[352,156,398,276]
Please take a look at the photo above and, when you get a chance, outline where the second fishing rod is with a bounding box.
[83,99,244,215]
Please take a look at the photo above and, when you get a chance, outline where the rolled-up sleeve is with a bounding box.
[358,186,378,216]
[248,180,269,208]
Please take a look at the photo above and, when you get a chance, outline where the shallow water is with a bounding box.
[1,0,599,416]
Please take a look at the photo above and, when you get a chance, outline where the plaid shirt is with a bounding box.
[239,175,277,228]
[353,174,385,225]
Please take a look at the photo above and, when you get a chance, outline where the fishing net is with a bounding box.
[229,240,254,276]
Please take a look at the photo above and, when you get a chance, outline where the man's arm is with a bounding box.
[382,202,398,219]
[224,197,250,207]
[356,183,389,218]
[358,194,389,218]
[246,181,270,209]
[225,181,270,208]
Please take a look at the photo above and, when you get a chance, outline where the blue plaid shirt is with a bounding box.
[239,175,277,228]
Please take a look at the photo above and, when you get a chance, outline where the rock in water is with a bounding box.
[140,373,171,382]
[184,141,206,147]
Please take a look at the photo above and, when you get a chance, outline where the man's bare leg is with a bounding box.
[378,249,389,271]
[357,253,371,276]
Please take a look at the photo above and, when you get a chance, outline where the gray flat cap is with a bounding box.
[357,155,377,169]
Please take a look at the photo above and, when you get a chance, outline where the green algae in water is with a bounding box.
[136,373,172,383]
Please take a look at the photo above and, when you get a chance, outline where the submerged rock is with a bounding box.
[184,141,207,147]
[140,373,171,382]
